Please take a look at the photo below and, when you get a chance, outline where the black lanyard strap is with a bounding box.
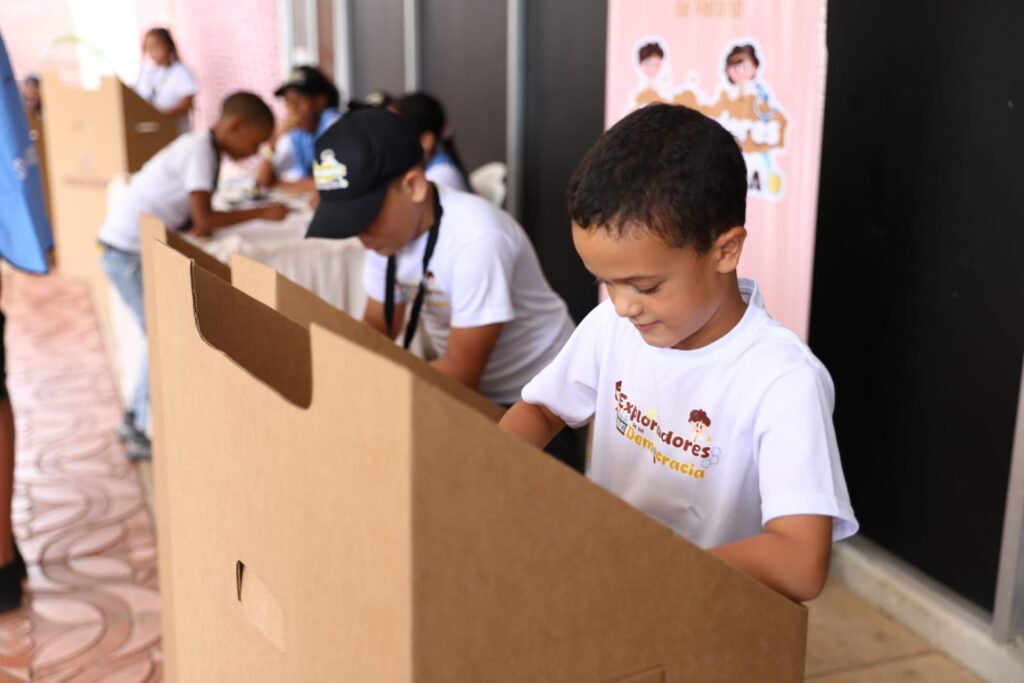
[384,183,443,349]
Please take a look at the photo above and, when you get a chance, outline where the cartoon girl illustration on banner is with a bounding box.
[713,41,789,199]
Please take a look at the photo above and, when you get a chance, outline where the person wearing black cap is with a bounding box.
[308,108,582,471]
[256,65,342,192]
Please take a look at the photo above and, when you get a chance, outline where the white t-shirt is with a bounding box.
[522,278,858,548]
[99,130,218,253]
[134,61,197,134]
[363,184,575,404]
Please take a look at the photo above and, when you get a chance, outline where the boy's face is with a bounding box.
[640,56,663,78]
[221,120,272,161]
[572,222,745,350]
[283,90,325,132]
[358,171,430,256]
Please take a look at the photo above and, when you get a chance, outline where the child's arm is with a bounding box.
[164,94,194,120]
[499,401,566,449]
[187,190,288,237]
[430,323,502,389]
[709,514,832,602]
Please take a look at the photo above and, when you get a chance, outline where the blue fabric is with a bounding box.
[288,107,341,178]
[100,247,148,433]
[426,150,455,171]
[0,32,53,274]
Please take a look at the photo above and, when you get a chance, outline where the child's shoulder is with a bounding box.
[735,304,832,392]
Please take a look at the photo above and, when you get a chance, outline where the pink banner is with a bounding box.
[605,0,827,338]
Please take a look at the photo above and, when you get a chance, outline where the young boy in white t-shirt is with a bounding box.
[306,108,581,470]
[500,104,858,602]
[100,92,288,459]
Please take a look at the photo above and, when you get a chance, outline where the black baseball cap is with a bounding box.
[274,66,340,107]
[306,108,424,240]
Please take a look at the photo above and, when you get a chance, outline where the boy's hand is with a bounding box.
[260,203,289,221]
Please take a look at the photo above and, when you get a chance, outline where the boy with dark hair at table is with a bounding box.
[99,91,288,459]
[306,108,583,471]
[499,104,858,602]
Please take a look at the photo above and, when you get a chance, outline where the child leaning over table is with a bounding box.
[499,104,858,602]
[99,91,288,460]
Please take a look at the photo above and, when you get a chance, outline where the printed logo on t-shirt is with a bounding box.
[613,380,723,480]
[397,271,450,308]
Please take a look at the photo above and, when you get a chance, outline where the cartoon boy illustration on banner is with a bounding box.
[630,37,673,109]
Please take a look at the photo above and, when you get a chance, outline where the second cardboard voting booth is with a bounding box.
[144,231,808,682]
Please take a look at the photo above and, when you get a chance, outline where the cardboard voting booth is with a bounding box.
[40,74,177,352]
[139,220,505,681]
[145,232,808,682]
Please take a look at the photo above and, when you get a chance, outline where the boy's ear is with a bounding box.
[401,167,430,202]
[713,226,747,273]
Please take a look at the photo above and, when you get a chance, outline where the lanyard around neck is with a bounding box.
[384,183,443,350]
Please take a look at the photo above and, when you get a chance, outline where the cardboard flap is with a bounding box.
[405,378,808,682]
[230,252,504,422]
[152,240,416,681]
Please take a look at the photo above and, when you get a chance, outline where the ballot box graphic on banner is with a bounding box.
[144,234,808,682]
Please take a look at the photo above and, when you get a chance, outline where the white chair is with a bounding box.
[469,161,507,208]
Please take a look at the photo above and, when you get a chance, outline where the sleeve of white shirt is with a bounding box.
[273,135,304,182]
[361,251,407,305]
[170,63,197,97]
[448,233,517,328]
[520,304,606,428]
[754,364,859,541]
[182,139,217,194]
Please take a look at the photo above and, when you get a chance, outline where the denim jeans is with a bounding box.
[100,246,148,434]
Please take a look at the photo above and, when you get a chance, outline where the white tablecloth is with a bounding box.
[109,203,369,414]
[187,211,368,319]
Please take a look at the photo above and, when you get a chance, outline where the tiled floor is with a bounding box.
[0,270,986,681]
[0,272,160,682]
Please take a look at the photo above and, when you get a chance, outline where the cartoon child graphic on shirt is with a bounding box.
[688,409,712,443]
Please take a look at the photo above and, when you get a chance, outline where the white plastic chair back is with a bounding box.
[469,161,507,207]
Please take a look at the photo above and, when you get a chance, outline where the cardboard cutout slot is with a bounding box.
[235,560,286,653]
[190,263,313,409]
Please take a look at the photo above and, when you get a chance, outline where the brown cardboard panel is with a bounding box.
[120,86,179,174]
[229,253,504,422]
[138,217,178,682]
[153,240,414,681]
[151,240,808,682]
[41,75,177,402]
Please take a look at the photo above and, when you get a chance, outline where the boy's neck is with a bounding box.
[414,182,437,239]
[674,274,748,351]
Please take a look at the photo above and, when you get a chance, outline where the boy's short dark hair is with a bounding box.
[567,104,747,252]
[220,92,274,130]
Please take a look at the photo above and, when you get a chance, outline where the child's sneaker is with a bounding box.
[116,411,137,442]
[125,431,152,461]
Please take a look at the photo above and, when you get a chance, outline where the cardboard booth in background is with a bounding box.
[144,230,807,681]
[39,74,177,358]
